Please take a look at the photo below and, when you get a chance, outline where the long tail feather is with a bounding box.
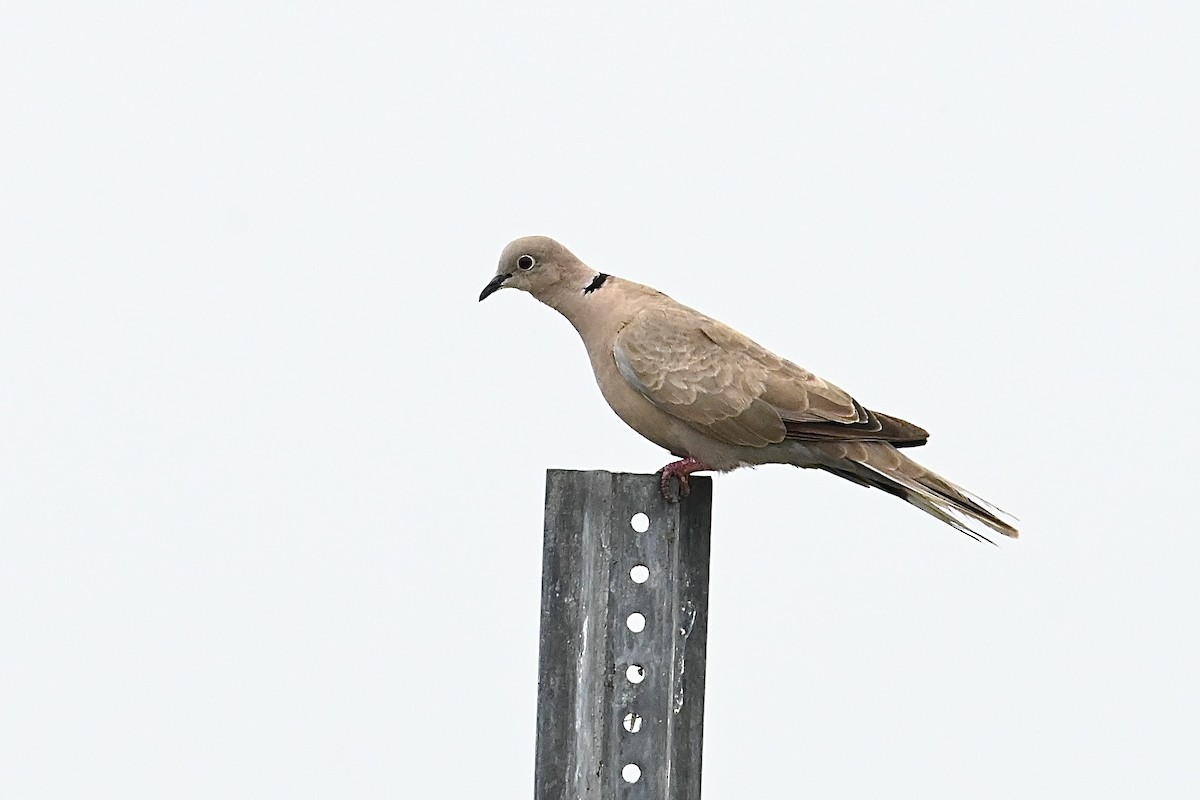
[811,442,1018,543]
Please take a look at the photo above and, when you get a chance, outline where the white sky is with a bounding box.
[2,2,1197,797]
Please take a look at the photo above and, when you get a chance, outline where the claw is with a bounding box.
[657,457,709,502]
[658,470,688,502]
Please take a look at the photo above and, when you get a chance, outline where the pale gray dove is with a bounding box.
[479,236,1017,542]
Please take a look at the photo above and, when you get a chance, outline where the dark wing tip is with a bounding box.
[782,410,930,447]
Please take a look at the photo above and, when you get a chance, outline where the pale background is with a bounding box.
[3,3,1197,797]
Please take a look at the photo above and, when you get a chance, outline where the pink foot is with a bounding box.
[657,456,710,502]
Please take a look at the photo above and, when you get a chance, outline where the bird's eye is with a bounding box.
[517,254,536,270]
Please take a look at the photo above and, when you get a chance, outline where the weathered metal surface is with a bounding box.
[535,470,712,800]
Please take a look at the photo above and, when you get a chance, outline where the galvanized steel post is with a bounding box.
[535,469,712,800]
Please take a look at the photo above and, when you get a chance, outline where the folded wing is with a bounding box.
[612,307,928,449]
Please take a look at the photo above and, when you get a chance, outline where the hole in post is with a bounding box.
[626,664,645,684]
[629,564,649,584]
[623,712,643,733]
[630,512,649,533]
[622,764,642,784]
[626,612,646,633]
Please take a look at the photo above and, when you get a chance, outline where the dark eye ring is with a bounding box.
[517,254,535,270]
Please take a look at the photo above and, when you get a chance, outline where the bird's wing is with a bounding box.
[612,306,924,449]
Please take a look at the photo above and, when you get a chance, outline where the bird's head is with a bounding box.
[478,236,591,304]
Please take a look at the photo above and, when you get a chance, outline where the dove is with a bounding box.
[479,236,1016,542]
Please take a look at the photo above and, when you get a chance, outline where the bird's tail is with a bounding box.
[809,442,1018,544]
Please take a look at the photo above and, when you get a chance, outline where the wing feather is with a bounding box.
[613,305,929,449]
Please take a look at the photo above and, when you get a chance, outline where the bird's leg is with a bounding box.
[657,456,710,502]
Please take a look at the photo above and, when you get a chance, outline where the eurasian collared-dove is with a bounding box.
[479,236,1017,542]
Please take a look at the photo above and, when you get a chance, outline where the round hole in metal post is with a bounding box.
[622,764,642,784]
[630,512,649,533]
[629,564,650,584]
[625,664,645,684]
[623,712,643,733]
[626,612,646,633]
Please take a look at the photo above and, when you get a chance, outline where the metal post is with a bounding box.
[535,469,712,800]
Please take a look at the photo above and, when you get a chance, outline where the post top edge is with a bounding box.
[545,468,712,486]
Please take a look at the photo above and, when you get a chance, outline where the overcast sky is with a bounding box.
[3,3,1198,798]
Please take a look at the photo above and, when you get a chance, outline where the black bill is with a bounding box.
[478,272,510,301]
